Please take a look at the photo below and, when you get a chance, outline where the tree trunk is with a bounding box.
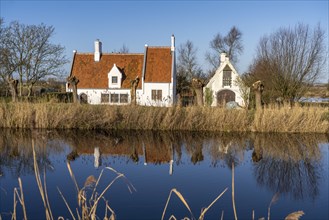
[130,76,140,105]
[67,75,80,103]
[6,76,18,102]
[252,80,264,110]
[191,78,204,106]
[27,84,33,97]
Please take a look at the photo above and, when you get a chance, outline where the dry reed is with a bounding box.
[284,211,305,220]
[32,139,54,220]
[232,162,238,220]
[0,102,327,133]
[59,162,135,220]
[161,187,228,220]
[11,178,27,220]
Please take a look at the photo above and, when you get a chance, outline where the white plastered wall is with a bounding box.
[137,83,174,107]
[77,88,131,105]
[205,64,245,107]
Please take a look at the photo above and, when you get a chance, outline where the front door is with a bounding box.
[217,90,235,106]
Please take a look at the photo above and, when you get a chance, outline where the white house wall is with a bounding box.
[137,83,174,107]
[76,83,174,106]
[77,89,131,105]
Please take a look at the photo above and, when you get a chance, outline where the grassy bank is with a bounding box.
[0,102,328,133]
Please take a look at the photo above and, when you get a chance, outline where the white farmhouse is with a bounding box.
[67,36,176,107]
[204,53,245,107]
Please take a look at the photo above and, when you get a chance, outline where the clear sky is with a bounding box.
[1,0,328,82]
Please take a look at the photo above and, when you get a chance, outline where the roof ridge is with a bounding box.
[103,53,144,55]
[147,46,170,49]
[76,53,144,55]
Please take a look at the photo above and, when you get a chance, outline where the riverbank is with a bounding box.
[0,102,328,133]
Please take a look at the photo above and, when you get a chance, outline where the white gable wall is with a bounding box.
[205,57,245,107]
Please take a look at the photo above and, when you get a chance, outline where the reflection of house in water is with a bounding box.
[66,132,175,175]
[94,147,101,168]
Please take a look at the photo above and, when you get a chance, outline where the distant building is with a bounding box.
[204,52,245,107]
[67,36,176,107]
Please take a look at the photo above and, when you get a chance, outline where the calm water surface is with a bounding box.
[0,129,328,220]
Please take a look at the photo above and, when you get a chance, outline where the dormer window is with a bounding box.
[108,64,122,88]
[112,76,118,84]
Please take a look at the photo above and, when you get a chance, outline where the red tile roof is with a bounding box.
[70,47,173,89]
[70,53,144,89]
[145,47,172,83]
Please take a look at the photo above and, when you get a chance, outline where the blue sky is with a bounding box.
[1,0,328,82]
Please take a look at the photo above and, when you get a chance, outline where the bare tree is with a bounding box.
[130,76,140,105]
[1,20,68,97]
[249,23,326,103]
[0,18,17,100]
[252,80,264,110]
[191,78,205,106]
[67,75,79,103]
[206,26,243,71]
[113,44,129,53]
[177,40,203,95]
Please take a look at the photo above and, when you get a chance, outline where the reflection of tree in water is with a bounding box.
[254,158,321,200]
[0,129,56,178]
[251,133,325,200]
[183,132,204,164]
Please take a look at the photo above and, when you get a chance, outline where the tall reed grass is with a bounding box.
[0,102,328,133]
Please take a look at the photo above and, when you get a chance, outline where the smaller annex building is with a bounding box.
[204,53,245,107]
[67,36,176,107]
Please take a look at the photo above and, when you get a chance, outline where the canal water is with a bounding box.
[0,129,328,220]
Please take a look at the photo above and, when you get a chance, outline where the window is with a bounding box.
[151,90,162,101]
[112,76,118,84]
[110,94,119,103]
[223,71,232,87]
[101,94,109,103]
[120,94,128,103]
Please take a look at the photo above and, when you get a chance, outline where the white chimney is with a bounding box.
[94,39,102,62]
[171,34,175,52]
[220,52,227,63]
